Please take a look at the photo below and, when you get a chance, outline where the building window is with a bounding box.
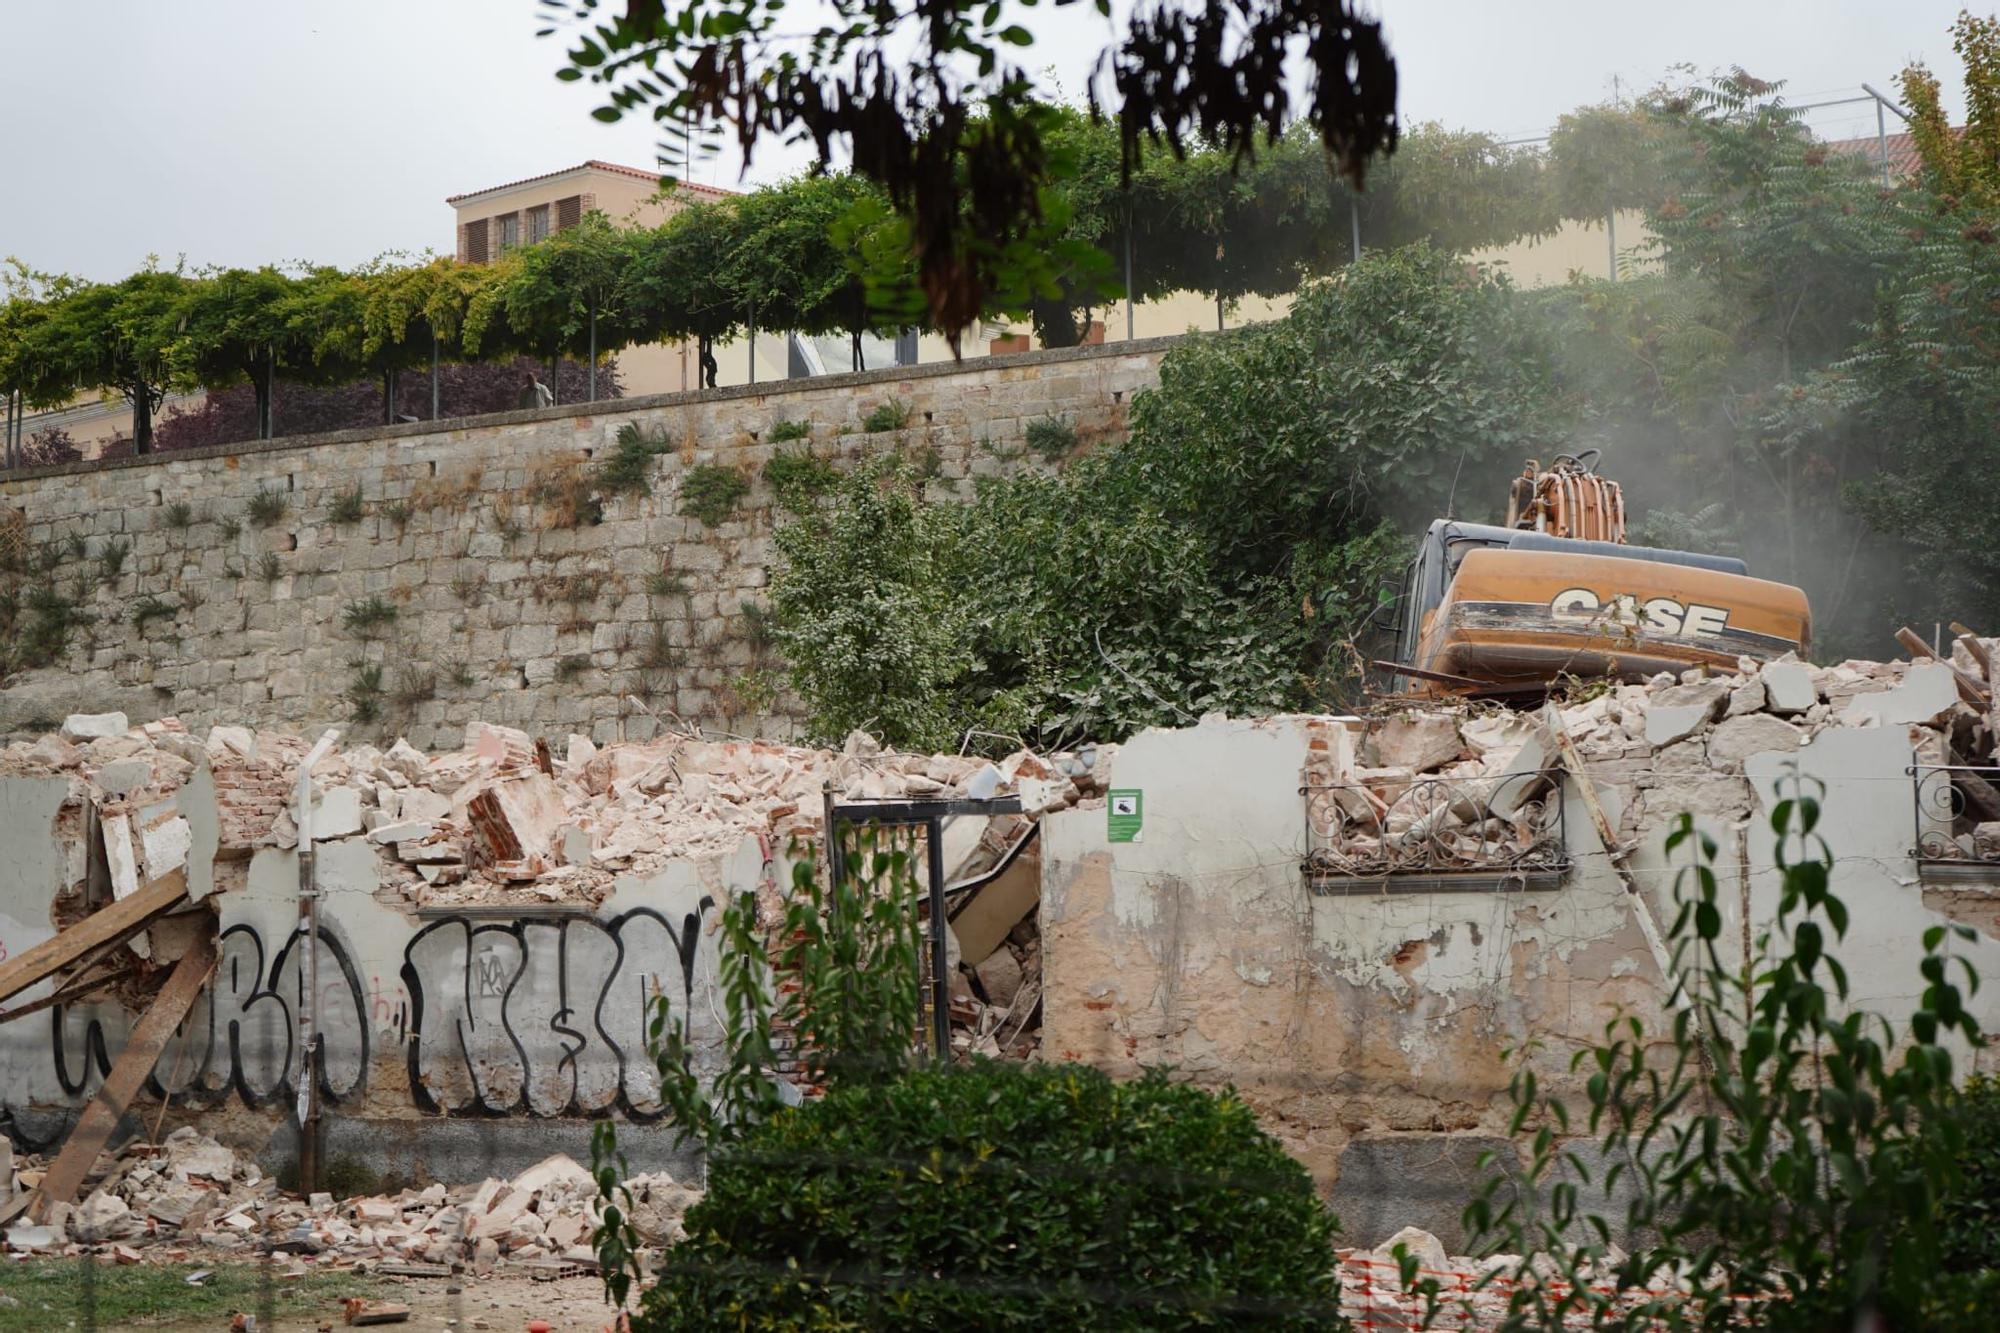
[497,213,520,252]
[556,195,583,231]
[527,205,550,245]
[461,218,489,265]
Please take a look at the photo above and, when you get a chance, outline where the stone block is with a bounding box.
[1762,660,1817,714]
[62,711,129,741]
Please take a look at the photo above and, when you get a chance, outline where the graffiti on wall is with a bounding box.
[29,896,715,1119]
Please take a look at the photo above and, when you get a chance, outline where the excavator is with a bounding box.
[1382,451,1812,698]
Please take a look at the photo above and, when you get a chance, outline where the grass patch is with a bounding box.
[763,449,841,513]
[555,653,592,683]
[163,500,193,531]
[219,516,243,542]
[246,486,288,528]
[767,417,813,443]
[647,564,687,598]
[596,422,675,498]
[328,484,365,525]
[341,596,399,638]
[257,551,283,585]
[450,572,486,605]
[446,660,476,689]
[383,498,413,529]
[0,1259,391,1331]
[861,396,911,433]
[1024,413,1078,460]
[679,463,750,528]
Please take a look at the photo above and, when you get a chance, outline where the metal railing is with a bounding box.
[1909,764,2000,865]
[1302,768,1568,891]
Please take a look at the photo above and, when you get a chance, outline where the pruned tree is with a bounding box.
[169,267,306,440]
[1902,10,2000,213]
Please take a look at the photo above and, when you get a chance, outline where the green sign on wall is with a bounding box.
[1107,789,1143,843]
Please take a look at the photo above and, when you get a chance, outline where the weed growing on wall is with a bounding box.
[678,464,750,528]
[96,537,130,581]
[328,485,366,525]
[1455,779,1991,1331]
[761,449,841,513]
[860,396,911,433]
[555,653,591,683]
[595,423,675,499]
[345,661,385,723]
[246,487,288,528]
[766,417,813,443]
[130,594,177,636]
[1024,412,1078,460]
[382,498,413,530]
[219,516,243,542]
[257,552,283,585]
[164,500,194,530]
[391,666,437,708]
[341,596,399,638]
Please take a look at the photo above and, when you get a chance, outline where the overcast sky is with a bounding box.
[0,1,1974,281]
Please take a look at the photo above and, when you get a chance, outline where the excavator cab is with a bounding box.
[1384,453,1811,698]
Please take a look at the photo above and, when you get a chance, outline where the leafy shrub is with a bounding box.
[328,485,365,525]
[770,245,1552,750]
[678,463,750,528]
[860,396,911,432]
[1024,412,1078,459]
[341,596,398,637]
[766,417,813,443]
[391,666,437,707]
[1462,787,1987,1332]
[761,449,841,512]
[595,422,674,498]
[246,487,288,528]
[635,1062,1345,1331]
[1940,1072,2000,1274]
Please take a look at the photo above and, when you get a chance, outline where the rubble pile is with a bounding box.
[0,715,1109,913]
[1,1129,698,1272]
[1307,650,1999,877]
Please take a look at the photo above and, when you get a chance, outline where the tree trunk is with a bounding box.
[132,383,154,455]
[256,354,274,440]
[588,305,598,402]
[852,329,865,372]
[382,369,396,426]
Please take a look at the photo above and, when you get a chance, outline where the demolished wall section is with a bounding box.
[1040,654,2000,1245]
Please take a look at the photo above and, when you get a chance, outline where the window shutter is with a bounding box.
[462,218,489,264]
[528,204,550,245]
[555,195,583,231]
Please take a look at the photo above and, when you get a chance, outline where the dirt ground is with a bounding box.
[170,1273,629,1333]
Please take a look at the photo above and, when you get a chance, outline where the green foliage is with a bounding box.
[163,500,193,530]
[219,516,243,542]
[1023,412,1077,460]
[554,653,591,683]
[341,595,398,637]
[1462,784,1987,1331]
[1940,1073,2000,1274]
[245,486,288,528]
[760,448,841,513]
[446,660,476,689]
[328,484,365,525]
[2,579,89,672]
[345,661,384,723]
[130,594,177,635]
[860,396,911,433]
[766,417,812,443]
[95,537,130,581]
[772,244,1554,749]
[678,463,750,528]
[0,1261,392,1332]
[635,1062,1346,1332]
[391,665,436,707]
[1901,13,2000,214]
[592,841,925,1307]
[594,422,674,498]
[257,551,282,584]
[382,498,412,529]
[645,565,686,598]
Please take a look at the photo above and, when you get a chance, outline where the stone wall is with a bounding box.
[0,339,1175,748]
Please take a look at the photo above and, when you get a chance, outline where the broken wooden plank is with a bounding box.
[1896,627,1990,709]
[29,929,216,1219]
[0,961,138,1026]
[0,870,187,1010]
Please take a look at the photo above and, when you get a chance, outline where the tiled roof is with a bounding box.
[447,161,737,205]
[1819,127,1957,180]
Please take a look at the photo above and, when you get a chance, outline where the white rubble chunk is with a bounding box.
[62,712,129,741]
[367,821,435,845]
[310,786,365,840]
[1377,1225,1448,1273]
[1843,661,1959,727]
[1725,678,1767,717]
[383,738,429,781]
[140,813,193,877]
[1369,712,1464,772]
[101,812,142,900]
[1707,714,1805,768]
[97,758,153,795]
[205,724,258,760]
[1762,660,1818,714]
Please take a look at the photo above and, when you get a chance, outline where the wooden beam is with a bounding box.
[1896,626,1990,710]
[30,930,215,1219]
[0,870,186,1010]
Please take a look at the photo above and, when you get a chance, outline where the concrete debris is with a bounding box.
[0,713,1108,916]
[0,1133,701,1274]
